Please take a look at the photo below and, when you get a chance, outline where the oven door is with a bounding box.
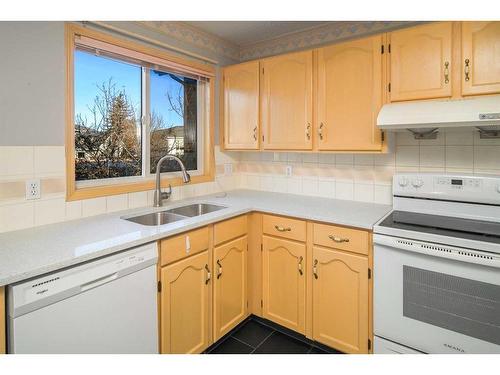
[374,234,500,354]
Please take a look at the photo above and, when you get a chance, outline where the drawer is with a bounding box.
[214,215,247,246]
[313,222,369,255]
[263,214,306,242]
[160,226,209,266]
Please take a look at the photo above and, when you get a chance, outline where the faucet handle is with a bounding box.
[160,184,172,200]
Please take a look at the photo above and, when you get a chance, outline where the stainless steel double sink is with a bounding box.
[123,203,226,226]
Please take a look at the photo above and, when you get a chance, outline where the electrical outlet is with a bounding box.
[26,179,41,200]
[224,163,233,176]
[285,165,293,177]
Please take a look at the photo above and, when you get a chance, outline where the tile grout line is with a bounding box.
[230,335,256,350]
[249,330,276,354]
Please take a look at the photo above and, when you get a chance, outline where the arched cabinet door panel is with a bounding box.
[390,22,453,101]
[461,21,500,96]
[213,236,248,340]
[262,235,306,334]
[312,246,369,354]
[261,51,313,150]
[223,61,260,149]
[160,251,210,354]
[316,35,383,151]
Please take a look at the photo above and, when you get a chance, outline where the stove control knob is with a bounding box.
[398,178,409,187]
[412,179,424,188]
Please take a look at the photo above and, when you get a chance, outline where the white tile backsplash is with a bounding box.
[82,197,107,217]
[34,197,66,226]
[2,128,500,234]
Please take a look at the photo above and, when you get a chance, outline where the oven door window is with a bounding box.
[403,265,500,345]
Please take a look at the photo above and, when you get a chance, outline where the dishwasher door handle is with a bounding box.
[80,272,118,292]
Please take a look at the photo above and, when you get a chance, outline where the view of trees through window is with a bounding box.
[74,49,198,182]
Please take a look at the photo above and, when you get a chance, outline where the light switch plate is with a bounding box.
[26,179,41,200]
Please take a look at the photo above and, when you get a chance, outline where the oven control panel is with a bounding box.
[393,173,500,204]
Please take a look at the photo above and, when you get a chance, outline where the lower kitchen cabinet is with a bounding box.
[160,250,211,354]
[213,236,248,340]
[312,246,369,354]
[262,235,306,334]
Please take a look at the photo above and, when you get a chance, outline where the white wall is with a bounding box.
[0,22,66,146]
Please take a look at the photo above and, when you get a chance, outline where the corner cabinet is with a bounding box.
[261,51,313,150]
[316,35,384,151]
[389,22,453,101]
[222,61,260,149]
[461,22,500,96]
[312,246,369,354]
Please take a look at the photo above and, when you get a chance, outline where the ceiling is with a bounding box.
[184,21,331,46]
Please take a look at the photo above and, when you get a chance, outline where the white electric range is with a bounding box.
[373,173,500,354]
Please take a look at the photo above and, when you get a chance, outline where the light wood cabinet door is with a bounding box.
[223,61,260,149]
[261,51,313,150]
[262,235,306,333]
[462,21,500,96]
[317,35,383,151]
[160,251,210,354]
[213,236,248,341]
[390,22,453,101]
[312,246,369,354]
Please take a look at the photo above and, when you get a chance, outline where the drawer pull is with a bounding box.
[328,235,350,243]
[313,259,318,279]
[275,225,292,232]
[205,264,211,284]
[298,256,303,275]
[216,259,223,279]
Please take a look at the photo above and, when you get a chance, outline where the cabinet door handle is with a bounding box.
[216,259,223,279]
[298,256,303,275]
[313,259,318,279]
[328,235,350,243]
[464,58,470,82]
[318,122,324,140]
[274,225,291,232]
[205,264,211,284]
[253,126,257,141]
[306,123,311,140]
[444,61,450,84]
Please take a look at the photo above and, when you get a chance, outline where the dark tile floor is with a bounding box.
[205,316,342,354]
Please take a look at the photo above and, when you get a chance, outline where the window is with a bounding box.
[66,24,215,200]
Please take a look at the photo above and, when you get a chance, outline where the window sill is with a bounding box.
[66,173,214,201]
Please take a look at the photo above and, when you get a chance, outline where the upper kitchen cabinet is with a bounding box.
[461,22,500,96]
[316,35,384,151]
[261,51,313,150]
[222,61,260,149]
[389,22,453,101]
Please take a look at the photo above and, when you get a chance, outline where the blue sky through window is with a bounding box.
[74,50,185,129]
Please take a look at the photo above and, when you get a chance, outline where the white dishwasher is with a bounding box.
[7,243,159,354]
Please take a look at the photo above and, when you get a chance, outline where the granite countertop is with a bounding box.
[0,189,391,286]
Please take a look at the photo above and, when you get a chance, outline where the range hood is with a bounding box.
[377,95,500,139]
